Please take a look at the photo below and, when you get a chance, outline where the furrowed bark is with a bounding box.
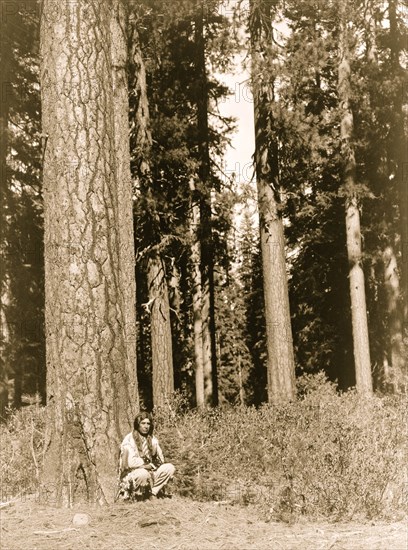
[148,253,174,407]
[111,0,138,398]
[41,0,138,505]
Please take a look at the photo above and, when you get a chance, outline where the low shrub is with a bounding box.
[156,375,408,520]
[0,404,47,501]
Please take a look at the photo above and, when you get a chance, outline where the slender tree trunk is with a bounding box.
[383,247,407,390]
[0,8,10,269]
[168,260,182,316]
[389,0,408,337]
[363,0,404,388]
[111,0,138,386]
[13,365,22,408]
[195,6,218,407]
[148,253,174,407]
[40,0,138,505]
[129,22,174,407]
[0,375,8,420]
[0,6,11,419]
[338,0,373,394]
[238,356,245,405]
[250,0,296,403]
[0,300,8,418]
[189,179,205,408]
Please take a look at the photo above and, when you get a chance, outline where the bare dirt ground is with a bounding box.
[1,495,407,550]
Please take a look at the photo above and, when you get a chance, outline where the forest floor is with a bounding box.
[0,495,407,550]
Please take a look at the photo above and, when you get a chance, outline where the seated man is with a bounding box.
[118,411,175,501]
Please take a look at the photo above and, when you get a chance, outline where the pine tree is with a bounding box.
[249,0,296,403]
[40,0,138,504]
[189,178,205,407]
[128,16,174,408]
[194,2,219,406]
[337,0,373,394]
[215,190,254,405]
[389,0,407,329]
[239,207,268,404]
[352,0,406,389]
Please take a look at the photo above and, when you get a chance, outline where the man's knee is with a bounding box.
[162,462,175,476]
[133,468,150,483]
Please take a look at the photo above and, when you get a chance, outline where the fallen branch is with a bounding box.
[34,528,79,536]
[0,502,13,509]
[30,416,39,483]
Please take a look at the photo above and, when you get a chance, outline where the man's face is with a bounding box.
[138,418,151,435]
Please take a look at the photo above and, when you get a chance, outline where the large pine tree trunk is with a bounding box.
[195,7,218,407]
[129,24,175,408]
[148,253,174,407]
[338,0,373,394]
[40,0,138,505]
[250,1,296,403]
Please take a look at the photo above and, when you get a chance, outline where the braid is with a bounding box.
[147,434,154,457]
[134,432,155,461]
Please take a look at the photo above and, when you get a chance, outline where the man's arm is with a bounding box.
[154,438,165,464]
[121,442,144,469]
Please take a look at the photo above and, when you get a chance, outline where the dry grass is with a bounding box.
[0,404,46,500]
[1,495,407,550]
